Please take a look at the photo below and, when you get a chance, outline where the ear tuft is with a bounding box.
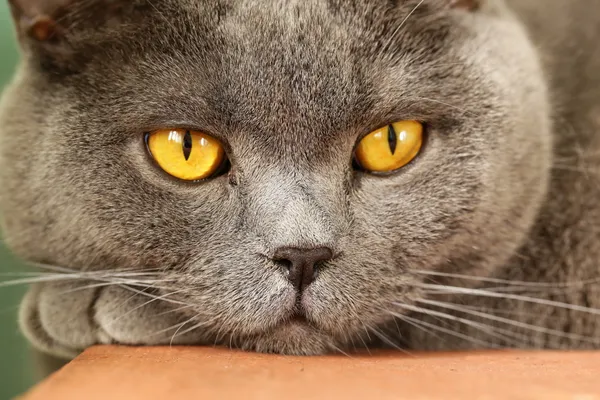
[449,0,480,11]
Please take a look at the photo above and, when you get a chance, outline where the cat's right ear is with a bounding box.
[7,0,131,73]
[8,0,72,43]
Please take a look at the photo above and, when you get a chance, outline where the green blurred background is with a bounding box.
[0,3,36,400]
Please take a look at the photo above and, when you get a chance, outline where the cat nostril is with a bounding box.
[272,246,333,292]
[274,258,293,271]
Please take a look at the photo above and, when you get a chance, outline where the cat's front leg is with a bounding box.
[19,282,202,360]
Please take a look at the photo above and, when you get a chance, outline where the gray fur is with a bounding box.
[0,0,598,361]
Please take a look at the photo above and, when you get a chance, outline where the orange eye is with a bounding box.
[354,121,423,173]
[147,129,226,181]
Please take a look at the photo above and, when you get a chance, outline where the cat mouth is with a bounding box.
[288,314,310,325]
[240,313,338,356]
[272,311,317,334]
[267,314,323,340]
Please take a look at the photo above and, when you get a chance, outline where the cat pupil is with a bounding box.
[183,131,192,161]
[387,125,397,155]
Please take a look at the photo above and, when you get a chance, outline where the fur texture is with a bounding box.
[0,0,598,360]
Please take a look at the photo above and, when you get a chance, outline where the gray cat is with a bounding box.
[1,0,599,366]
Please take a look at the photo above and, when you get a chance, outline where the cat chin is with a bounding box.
[237,317,341,356]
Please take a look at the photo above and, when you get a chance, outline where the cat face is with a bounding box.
[0,0,551,355]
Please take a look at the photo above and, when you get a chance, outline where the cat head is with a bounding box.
[0,0,551,354]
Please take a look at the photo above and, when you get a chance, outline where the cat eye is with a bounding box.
[354,120,423,173]
[146,129,227,181]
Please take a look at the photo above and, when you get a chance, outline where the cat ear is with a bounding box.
[8,0,135,74]
[449,0,480,11]
[7,0,72,42]
[8,0,128,45]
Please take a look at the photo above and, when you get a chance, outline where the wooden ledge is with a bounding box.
[21,346,600,400]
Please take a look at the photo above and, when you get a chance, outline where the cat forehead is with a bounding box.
[124,0,456,74]
[11,0,474,80]
[168,0,457,37]
[12,0,459,47]
[16,0,478,150]
[10,0,479,16]
[126,2,453,127]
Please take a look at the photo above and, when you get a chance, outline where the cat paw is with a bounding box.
[19,282,200,359]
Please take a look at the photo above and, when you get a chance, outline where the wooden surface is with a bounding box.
[21,346,600,400]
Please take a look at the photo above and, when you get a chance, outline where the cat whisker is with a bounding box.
[169,317,215,345]
[28,263,93,273]
[396,303,513,345]
[347,334,359,354]
[57,281,144,294]
[413,269,600,290]
[481,286,600,295]
[228,329,236,351]
[393,303,518,346]
[330,342,353,358]
[382,0,427,55]
[0,272,58,277]
[118,284,189,306]
[111,289,188,324]
[361,323,373,343]
[391,311,447,344]
[0,261,180,303]
[418,284,600,316]
[49,276,177,294]
[110,285,156,312]
[365,323,411,355]
[169,316,198,347]
[141,318,193,340]
[356,325,373,355]
[397,312,503,348]
[433,303,563,320]
[155,304,195,317]
[0,274,88,287]
[418,298,600,345]
[30,261,164,276]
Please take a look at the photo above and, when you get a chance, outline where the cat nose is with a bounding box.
[272,247,334,292]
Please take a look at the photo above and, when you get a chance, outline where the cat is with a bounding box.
[0,0,599,366]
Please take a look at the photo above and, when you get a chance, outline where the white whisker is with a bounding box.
[169,316,197,346]
[169,318,215,344]
[383,0,426,54]
[142,319,192,339]
[418,284,600,316]
[397,313,499,348]
[111,289,187,323]
[391,312,446,343]
[330,343,352,358]
[118,284,189,306]
[413,270,600,291]
[394,303,518,345]
[59,281,131,294]
[419,299,597,344]
[0,274,86,287]
[365,323,411,354]
[155,304,195,317]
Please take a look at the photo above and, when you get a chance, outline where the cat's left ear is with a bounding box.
[449,0,480,11]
